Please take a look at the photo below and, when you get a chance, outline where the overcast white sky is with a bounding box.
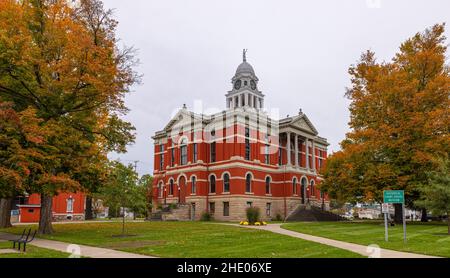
[104,0,450,176]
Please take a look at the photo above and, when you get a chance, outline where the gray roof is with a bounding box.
[235,61,255,75]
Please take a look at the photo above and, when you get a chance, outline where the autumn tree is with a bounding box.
[0,102,47,228]
[321,24,450,223]
[0,0,138,233]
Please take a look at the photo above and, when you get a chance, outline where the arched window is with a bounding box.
[293,177,297,195]
[301,177,308,201]
[245,173,252,193]
[223,173,230,193]
[191,176,196,194]
[169,179,174,195]
[265,177,271,194]
[209,175,216,193]
[180,138,188,165]
[310,180,315,196]
[158,182,163,198]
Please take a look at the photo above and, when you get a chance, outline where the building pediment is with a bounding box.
[283,114,318,135]
[162,109,207,134]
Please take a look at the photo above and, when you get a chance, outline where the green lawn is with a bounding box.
[0,241,69,258]
[1,222,362,258]
[282,221,450,257]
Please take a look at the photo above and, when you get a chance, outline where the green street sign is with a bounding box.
[383,190,405,204]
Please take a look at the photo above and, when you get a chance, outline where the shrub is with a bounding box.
[273,213,283,221]
[200,212,213,221]
[246,206,260,224]
[168,203,178,210]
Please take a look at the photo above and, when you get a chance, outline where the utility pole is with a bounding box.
[133,160,139,173]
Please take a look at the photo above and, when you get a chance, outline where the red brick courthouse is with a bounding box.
[152,51,330,221]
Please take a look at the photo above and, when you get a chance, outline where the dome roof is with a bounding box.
[235,61,255,75]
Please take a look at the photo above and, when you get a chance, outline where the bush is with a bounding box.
[200,212,213,221]
[273,213,283,221]
[168,203,178,210]
[246,207,260,224]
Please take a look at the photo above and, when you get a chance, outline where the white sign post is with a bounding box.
[383,190,407,243]
[382,203,389,242]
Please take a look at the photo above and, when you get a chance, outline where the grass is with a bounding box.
[0,241,69,258]
[1,222,362,258]
[282,221,450,257]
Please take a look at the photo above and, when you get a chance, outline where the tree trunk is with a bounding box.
[393,203,403,224]
[38,194,54,235]
[85,196,93,220]
[0,198,13,228]
[420,208,428,222]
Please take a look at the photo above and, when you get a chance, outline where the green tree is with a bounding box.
[415,158,450,234]
[138,174,153,219]
[99,161,145,236]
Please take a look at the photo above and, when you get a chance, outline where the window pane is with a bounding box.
[223,202,229,216]
[191,177,196,194]
[210,176,216,193]
[246,174,252,192]
[224,174,230,192]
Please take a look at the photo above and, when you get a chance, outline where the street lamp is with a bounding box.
[307,187,310,204]
[164,188,167,205]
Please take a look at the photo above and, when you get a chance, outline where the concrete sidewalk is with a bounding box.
[0,232,155,258]
[229,224,438,258]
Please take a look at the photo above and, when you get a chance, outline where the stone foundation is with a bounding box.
[52,213,85,222]
[158,195,329,222]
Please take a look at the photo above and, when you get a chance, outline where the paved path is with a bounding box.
[228,224,438,258]
[0,232,155,258]
[12,220,145,226]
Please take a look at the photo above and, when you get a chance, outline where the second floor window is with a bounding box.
[159,144,164,170]
[209,175,216,193]
[193,143,198,163]
[171,148,175,166]
[159,153,164,170]
[223,173,230,193]
[180,139,187,165]
[210,142,216,163]
[245,173,252,193]
[265,177,271,194]
[191,176,196,194]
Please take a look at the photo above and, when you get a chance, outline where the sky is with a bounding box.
[103,0,450,176]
